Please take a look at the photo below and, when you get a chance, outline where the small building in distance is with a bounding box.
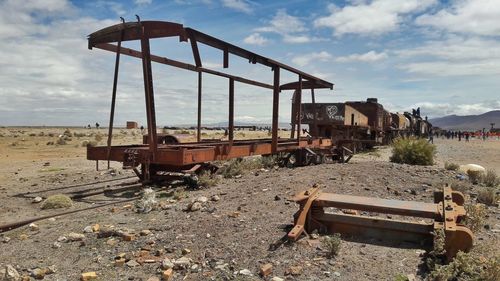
[126,121,138,129]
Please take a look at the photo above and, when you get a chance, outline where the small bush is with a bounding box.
[94,134,103,142]
[464,204,487,232]
[483,170,499,187]
[321,233,341,258]
[41,194,73,209]
[173,189,187,200]
[29,133,36,137]
[56,138,66,145]
[219,158,262,178]
[467,170,483,184]
[444,162,460,171]
[393,274,409,281]
[63,129,72,137]
[390,137,436,165]
[38,132,45,136]
[427,251,500,281]
[197,171,219,188]
[477,188,497,206]
[260,155,279,169]
[449,180,470,194]
[426,229,447,271]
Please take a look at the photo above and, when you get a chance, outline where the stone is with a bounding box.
[182,248,191,255]
[1,236,11,243]
[286,266,303,276]
[190,264,200,272]
[31,268,47,279]
[81,272,97,281]
[146,277,160,281]
[161,258,174,270]
[52,242,61,249]
[29,223,39,231]
[271,277,284,281]
[173,257,191,269]
[121,233,135,241]
[274,195,281,201]
[91,224,100,232]
[32,197,43,203]
[126,260,139,267]
[407,274,416,281]
[67,232,85,242]
[196,196,208,203]
[333,271,341,277]
[162,268,173,281]
[4,265,20,281]
[114,258,126,267]
[260,263,273,277]
[140,229,151,236]
[189,202,202,212]
[57,236,67,243]
[239,269,253,276]
[211,195,220,202]
[106,238,118,246]
[83,226,93,233]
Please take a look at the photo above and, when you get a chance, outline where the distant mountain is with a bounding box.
[430,110,500,130]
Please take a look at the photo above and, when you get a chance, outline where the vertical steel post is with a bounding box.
[140,30,158,161]
[228,78,234,142]
[290,90,297,139]
[271,67,280,153]
[311,88,317,137]
[296,76,302,143]
[197,72,202,142]
[106,34,122,169]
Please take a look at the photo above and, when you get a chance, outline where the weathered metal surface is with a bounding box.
[290,184,473,260]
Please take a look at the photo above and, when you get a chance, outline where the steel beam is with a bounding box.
[271,67,280,153]
[296,76,302,143]
[197,72,202,142]
[229,78,234,142]
[139,30,158,161]
[94,43,274,90]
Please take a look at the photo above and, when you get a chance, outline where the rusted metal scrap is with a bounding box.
[289,184,473,260]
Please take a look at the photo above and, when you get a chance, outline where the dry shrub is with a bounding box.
[464,203,486,233]
[259,155,279,169]
[426,229,447,271]
[427,251,500,281]
[82,140,98,147]
[197,171,219,188]
[321,233,342,258]
[56,138,66,145]
[483,170,499,187]
[444,162,459,171]
[449,180,470,194]
[390,137,436,166]
[29,133,36,137]
[394,274,409,281]
[41,194,73,209]
[38,132,45,136]
[94,133,103,142]
[477,188,497,206]
[467,170,483,184]
[63,129,72,137]
[219,158,262,178]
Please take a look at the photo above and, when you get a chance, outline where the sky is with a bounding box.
[0,0,499,126]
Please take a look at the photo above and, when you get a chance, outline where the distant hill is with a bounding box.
[430,110,500,130]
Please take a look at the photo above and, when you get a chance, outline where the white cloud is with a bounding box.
[292,51,332,67]
[243,33,269,46]
[336,50,387,62]
[416,0,500,37]
[410,101,500,117]
[255,9,324,44]
[397,37,500,77]
[221,0,252,14]
[314,0,437,36]
[135,0,152,5]
[256,9,307,34]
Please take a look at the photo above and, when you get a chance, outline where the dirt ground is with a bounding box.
[0,127,499,281]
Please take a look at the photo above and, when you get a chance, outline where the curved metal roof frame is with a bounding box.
[88,20,334,90]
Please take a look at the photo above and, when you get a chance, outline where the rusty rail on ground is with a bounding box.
[289,184,473,260]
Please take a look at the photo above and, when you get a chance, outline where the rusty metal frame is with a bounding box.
[86,18,334,181]
[289,184,473,260]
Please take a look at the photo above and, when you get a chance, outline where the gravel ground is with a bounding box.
[0,130,499,280]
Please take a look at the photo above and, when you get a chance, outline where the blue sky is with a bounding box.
[0,0,499,126]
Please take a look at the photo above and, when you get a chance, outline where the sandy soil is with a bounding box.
[0,127,499,281]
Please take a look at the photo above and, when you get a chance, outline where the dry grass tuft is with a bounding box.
[197,171,219,188]
[477,188,498,206]
[41,194,73,209]
[444,162,460,171]
[321,233,342,258]
[464,203,487,232]
[483,170,499,187]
